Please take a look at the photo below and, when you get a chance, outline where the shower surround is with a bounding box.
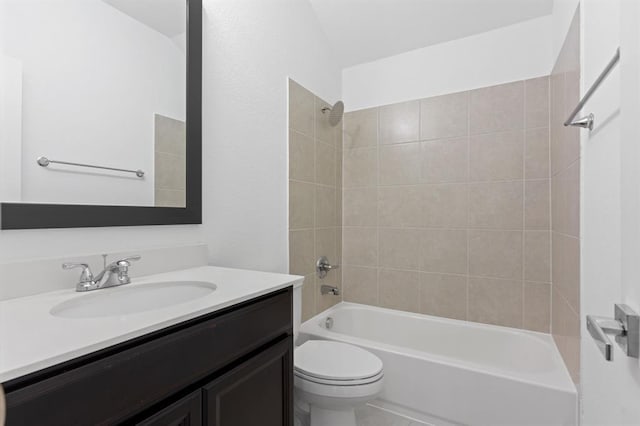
[341,77,552,332]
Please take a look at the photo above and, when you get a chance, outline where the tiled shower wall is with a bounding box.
[550,8,581,384]
[342,78,552,332]
[288,80,343,321]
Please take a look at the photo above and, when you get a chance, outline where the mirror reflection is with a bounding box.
[0,0,187,207]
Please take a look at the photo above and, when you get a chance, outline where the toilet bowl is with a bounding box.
[292,281,384,426]
[294,340,383,426]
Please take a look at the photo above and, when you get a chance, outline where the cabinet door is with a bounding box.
[137,391,202,426]
[203,337,293,426]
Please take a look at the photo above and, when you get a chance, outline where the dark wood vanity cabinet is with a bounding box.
[3,288,293,426]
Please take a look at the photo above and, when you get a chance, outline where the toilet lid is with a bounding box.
[294,340,383,381]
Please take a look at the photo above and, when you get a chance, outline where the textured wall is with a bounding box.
[288,80,343,321]
[341,77,552,332]
[551,7,581,384]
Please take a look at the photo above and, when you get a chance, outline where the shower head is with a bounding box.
[321,100,344,127]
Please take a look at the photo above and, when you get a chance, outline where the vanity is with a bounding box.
[0,266,302,425]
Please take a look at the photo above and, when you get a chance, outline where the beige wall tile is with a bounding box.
[289,130,315,182]
[301,274,316,321]
[524,282,551,332]
[552,232,580,313]
[469,131,524,181]
[469,230,523,279]
[316,227,337,269]
[525,179,550,230]
[315,97,335,145]
[154,189,185,208]
[551,161,580,237]
[316,141,336,186]
[524,231,551,283]
[420,91,469,141]
[289,180,315,229]
[552,287,580,383]
[344,147,378,187]
[378,186,422,228]
[420,229,467,274]
[343,266,378,305]
[379,143,421,185]
[379,100,420,144]
[468,182,524,229]
[550,72,565,176]
[154,114,186,156]
[379,228,420,270]
[290,230,315,276]
[421,137,468,183]
[468,277,523,328]
[155,152,186,190]
[525,77,550,129]
[420,273,467,320]
[316,186,337,227]
[379,269,421,313]
[343,227,377,266]
[344,108,378,149]
[343,187,377,227]
[525,128,550,180]
[289,79,314,136]
[469,81,525,135]
[422,183,468,228]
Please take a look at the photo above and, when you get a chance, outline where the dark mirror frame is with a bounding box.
[0,0,202,230]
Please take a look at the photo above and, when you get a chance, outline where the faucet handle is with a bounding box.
[118,255,141,265]
[62,263,94,283]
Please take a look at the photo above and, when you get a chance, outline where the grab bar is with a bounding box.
[37,156,145,178]
[564,47,620,131]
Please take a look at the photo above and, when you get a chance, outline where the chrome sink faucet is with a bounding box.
[63,255,141,292]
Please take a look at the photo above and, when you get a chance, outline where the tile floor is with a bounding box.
[355,404,430,426]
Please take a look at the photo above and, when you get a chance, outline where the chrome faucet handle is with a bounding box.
[62,262,94,283]
[316,256,340,279]
[112,255,141,284]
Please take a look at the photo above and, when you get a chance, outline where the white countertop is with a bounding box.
[0,266,303,383]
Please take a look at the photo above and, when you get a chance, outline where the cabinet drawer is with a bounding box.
[6,289,292,426]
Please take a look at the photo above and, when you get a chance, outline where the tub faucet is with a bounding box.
[63,255,141,292]
[321,285,340,296]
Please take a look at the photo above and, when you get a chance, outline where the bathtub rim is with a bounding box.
[299,302,577,395]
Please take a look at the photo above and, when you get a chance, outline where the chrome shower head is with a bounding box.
[321,100,344,127]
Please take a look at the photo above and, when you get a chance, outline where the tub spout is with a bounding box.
[321,285,340,296]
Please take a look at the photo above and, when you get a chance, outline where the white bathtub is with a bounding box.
[299,302,577,426]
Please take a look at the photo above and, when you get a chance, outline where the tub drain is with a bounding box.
[325,316,334,329]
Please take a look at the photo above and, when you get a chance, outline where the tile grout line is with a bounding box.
[522,81,527,329]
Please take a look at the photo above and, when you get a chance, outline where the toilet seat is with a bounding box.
[294,340,383,386]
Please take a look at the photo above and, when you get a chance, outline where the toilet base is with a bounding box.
[310,406,357,426]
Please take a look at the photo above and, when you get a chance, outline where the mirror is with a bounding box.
[0,0,202,229]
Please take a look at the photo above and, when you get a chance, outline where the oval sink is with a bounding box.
[50,281,217,318]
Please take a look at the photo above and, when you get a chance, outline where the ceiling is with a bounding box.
[309,0,554,67]
[102,0,186,37]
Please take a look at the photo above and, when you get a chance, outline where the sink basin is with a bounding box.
[50,281,217,318]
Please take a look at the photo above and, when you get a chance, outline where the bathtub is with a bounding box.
[299,302,577,426]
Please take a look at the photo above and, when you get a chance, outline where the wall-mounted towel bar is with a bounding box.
[37,156,145,178]
[564,47,620,131]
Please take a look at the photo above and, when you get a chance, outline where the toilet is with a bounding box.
[292,284,384,426]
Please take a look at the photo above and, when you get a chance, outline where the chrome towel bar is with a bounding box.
[37,156,145,178]
[564,47,620,131]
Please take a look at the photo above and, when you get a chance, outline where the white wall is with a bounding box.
[0,55,22,201]
[342,15,553,111]
[580,0,640,424]
[2,0,185,206]
[0,0,340,278]
[552,0,581,64]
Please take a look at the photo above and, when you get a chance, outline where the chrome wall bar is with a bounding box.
[564,47,620,131]
[37,156,145,178]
